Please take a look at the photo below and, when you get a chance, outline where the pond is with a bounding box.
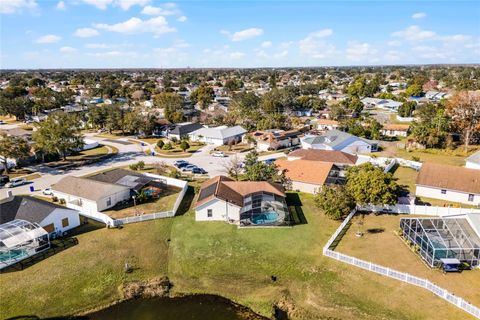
[84,295,269,320]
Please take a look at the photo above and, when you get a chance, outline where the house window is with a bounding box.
[441,189,447,194]
[207,209,213,218]
[468,194,474,202]
[106,197,112,206]
[62,218,69,228]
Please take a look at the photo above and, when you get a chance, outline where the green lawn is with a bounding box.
[0,193,471,319]
[154,141,205,157]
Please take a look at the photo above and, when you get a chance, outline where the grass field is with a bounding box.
[0,193,472,319]
[336,214,480,309]
[154,141,205,157]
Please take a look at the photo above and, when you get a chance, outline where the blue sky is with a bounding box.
[1,1,479,68]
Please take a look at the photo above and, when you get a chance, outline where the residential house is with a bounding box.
[249,129,302,151]
[195,176,289,226]
[52,176,131,215]
[189,125,247,146]
[300,130,378,154]
[276,159,344,194]
[381,124,410,137]
[415,163,480,205]
[466,151,480,170]
[317,119,339,131]
[0,195,81,235]
[361,97,402,112]
[425,91,448,101]
[294,109,313,117]
[164,122,203,140]
[287,149,358,168]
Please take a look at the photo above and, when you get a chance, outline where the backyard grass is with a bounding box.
[103,187,181,219]
[377,144,479,167]
[0,193,472,319]
[213,143,253,154]
[336,213,480,309]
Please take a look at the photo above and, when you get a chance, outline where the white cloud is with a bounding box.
[95,16,175,35]
[387,40,402,47]
[412,46,446,59]
[0,0,37,14]
[279,41,293,49]
[56,1,65,10]
[299,29,335,59]
[392,25,436,41]
[60,46,77,53]
[229,28,263,41]
[384,50,401,61]
[440,34,471,42]
[81,0,113,10]
[273,50,288,59]
[230,52,245,59]
[412,12,426,19]
[177,15,187,22]
[141,4,178,15]
[74,27,100,38]
[87,51,137,57]
[172,39,189,48]
[116,0,149,10]
[255,49,268,58]
[346,42,378,62]
[85,43,109,49]
[261,41,272,48]
[35,34,61,44]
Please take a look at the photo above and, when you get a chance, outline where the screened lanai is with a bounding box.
[239,191,290,226]
[400,217,480,268]
[0,219,50,270]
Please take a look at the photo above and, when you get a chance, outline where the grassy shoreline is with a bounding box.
[0,193,473,319]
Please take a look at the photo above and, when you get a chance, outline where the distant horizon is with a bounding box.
[1,1,479,69]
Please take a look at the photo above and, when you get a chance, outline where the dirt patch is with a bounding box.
[273,291,296,319]
[121,277,172,299]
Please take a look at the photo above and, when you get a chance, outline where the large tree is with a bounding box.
[190,85,214,109]
[154,92,183,123]
[314,185,355,220]
[0,134,30,173]
[346,163,399,206]
[447,91,480,149]
[32,113,84,161]
[244,151,279,182]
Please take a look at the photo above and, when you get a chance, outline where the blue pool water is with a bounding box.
[0,249,28,262]
[251,211,279,225]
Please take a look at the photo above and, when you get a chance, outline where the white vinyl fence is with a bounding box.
[323,207,480,319]
[113,210,174,226]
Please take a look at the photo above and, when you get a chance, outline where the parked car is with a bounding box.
[0,175,10,187]
[264,158,276,164]
[5,178,27,188]
[175,162,191,169]
[0,120,5,125]
[191,167,207,174]
[182,165,198,172]
[42,188,53,195]
[212,151,226,157]
[174,160,188,167]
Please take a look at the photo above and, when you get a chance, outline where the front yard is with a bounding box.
[335,213,480,308]
[154,140,205,157]
[213,143,253,154]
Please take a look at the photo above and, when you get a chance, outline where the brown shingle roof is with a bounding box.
[195,176,285,208]
[382,124,410,131]
[276,159,334,185]
[52,176,130,202]
[416,163,480,194]
[287,149,357,165]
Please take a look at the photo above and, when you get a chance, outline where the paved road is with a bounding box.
[0,134,286,198]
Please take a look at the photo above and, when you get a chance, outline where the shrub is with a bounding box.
[156,140,164,149]
[129,163,138,171]
[137,161,145,170]
[162,143,173,150]
[59,198,66,205]
[180,140,190,152]
[52,196,58,202]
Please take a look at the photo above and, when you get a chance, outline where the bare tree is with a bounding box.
[221,154,243,181]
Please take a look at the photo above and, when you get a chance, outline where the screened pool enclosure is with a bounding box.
[400,217,480,268]
[0,219,50,270]
[239,192,290,226]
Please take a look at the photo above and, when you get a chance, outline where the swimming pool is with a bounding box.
[251,211,279,225]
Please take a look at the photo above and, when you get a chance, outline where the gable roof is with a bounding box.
[276,159,334,185]
[190,125,247,139]
[288,149,357,165]
[195,176,285,208]
[303,130,375,149]
[170,122,203,135]
[466,151,480,165]
[52,176,130,202]
[416,163,480,194]
[382,124,410,132]
[0,195,69,225]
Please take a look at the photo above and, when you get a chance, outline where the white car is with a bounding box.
[211,151,227,158]
[42,188,53,195]
[5,178,27,188]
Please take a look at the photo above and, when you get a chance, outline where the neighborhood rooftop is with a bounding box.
[288,149,358,165]
[52,176,130,202]
[416,163,480,194]
[0,196,66,225]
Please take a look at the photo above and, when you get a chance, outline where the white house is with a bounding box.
[361,97,403,112]
[0,195,81,235]
[466,151,480,170]
[380,124,410,137]
[195,176,289,226]
[249,129,302,151]
[300,130,378,154]
[189,125,247,146]
[415,163,480,205]
[52,176,131,216]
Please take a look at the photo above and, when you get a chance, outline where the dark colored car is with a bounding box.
[0,175,10,187]
[191,167,207,174]
[175,162,191,169]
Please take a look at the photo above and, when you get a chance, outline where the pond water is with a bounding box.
[85,295,268,320]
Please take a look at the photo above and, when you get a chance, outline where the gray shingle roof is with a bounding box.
[52,176,130,202]
[0,196,68,224]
